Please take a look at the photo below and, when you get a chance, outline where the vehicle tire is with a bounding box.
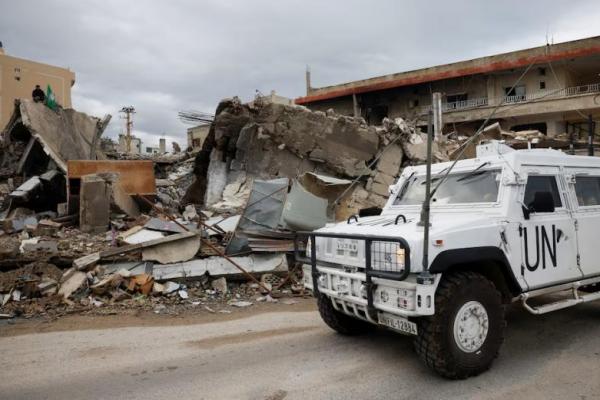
[317,294,374,335]
[414,271,506,379]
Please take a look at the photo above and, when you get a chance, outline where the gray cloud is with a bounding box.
[2,0,599,148]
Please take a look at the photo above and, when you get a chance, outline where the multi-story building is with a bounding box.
[295,36,600,138]
[0,42,75,130]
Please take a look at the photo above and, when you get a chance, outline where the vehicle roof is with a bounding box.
[404,146,600,176]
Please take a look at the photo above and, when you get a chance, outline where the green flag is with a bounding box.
[45,84,57,110]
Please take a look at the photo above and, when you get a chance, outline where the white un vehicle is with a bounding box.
[296,141,600,379]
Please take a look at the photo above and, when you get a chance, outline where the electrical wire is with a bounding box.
[429,59,539,197]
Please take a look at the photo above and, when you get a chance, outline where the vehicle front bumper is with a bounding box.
[303,264,437,322]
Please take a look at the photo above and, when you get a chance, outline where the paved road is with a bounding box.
[1,303,600,400]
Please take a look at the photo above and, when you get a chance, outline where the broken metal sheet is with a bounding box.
[225,178,289,254]
[247,238,295,252]
[143,218,193,234]
[141,234,201,264]
[123,228,166,245]
[281,180,328,231]
[302,172,352,186]
[204,215,241,235]
[67,160,156,195]
[152,253,288,281]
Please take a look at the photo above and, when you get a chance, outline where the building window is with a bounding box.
[14,67,21,81]
[539,67,546,76]
[446,93,468,109]
[505,85,526,102]
[408,99,419,108]
[539,81,546,90]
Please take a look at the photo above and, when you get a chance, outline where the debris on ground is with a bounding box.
[1,94,585,320]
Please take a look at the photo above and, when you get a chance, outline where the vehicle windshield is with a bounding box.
[393,169,501,205]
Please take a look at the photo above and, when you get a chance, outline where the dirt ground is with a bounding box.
[0,296,317,337]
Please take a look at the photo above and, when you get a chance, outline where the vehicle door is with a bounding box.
[519,167,582,289]
[564,168,600,277]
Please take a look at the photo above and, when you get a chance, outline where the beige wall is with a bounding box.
[187,125,210,150]
[118,134,142,154]
[0,50,75,131]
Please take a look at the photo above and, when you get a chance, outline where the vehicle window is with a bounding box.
[393,169,501,205]
[574,176,600,206]
[524,176,562,209]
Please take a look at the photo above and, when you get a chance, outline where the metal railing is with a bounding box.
[418,83,600,114]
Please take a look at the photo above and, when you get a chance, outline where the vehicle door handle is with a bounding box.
[557,229,563,242]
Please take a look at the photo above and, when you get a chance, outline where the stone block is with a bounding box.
[79,174,110,234]
[371,182,390,197]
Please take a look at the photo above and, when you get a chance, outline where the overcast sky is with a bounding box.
[2,1,600,149]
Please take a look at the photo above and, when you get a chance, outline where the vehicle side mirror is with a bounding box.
[528,191,555,214]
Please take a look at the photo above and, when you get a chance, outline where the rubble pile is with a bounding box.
[3,95,589,321]
[185,97,453,221]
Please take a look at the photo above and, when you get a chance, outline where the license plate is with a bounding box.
[378,313,418,335]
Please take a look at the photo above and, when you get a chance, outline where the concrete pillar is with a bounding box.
[159,138,166,154]
[79,174,110,234]
[486,75,497,106]
[546,120,566,138]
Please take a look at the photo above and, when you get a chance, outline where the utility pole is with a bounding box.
[417,92,442,285]
[432,92,443,142]
[588,114,595,156]
[120,106,136,153]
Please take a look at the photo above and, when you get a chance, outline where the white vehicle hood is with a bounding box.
[313,211,504,272]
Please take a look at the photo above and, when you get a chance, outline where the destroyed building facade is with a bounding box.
[296,36,600,139]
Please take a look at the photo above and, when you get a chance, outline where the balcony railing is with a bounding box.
[419,83,600,114]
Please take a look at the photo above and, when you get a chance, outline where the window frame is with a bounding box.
[392,168,503,207]
[573,175,600,208]
[523,174,564,212]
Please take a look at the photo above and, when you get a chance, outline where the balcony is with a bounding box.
[418,83,600,115]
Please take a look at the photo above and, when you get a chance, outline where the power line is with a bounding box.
[429,59,539,196]
[178,110,214,125]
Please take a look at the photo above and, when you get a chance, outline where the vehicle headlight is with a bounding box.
[371,241,406,273]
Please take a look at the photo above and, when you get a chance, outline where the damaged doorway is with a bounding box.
[366,105,388,125]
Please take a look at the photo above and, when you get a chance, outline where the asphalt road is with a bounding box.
[1,303,600,400]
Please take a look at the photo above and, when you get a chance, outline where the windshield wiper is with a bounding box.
[397,171,415,199]
[456,162,490,182]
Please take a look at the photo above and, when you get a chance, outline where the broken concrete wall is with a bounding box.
[3,100,108,172]
[0,100,111,216]
[185,97,451,217]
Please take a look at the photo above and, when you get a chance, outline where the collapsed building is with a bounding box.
[184,97,450,222]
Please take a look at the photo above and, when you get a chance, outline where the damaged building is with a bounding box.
[183,96,448,224]
[296,36,600,139]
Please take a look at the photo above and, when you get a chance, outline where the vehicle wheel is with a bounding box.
[414,271,506,379]
[317,294,374,335]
